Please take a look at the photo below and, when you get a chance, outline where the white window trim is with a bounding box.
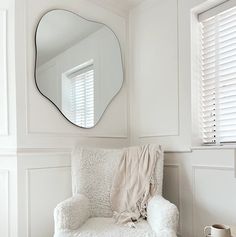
[63,59,94,78]
[199,0,236,21]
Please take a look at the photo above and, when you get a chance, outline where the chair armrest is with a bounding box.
[54,194,90,232]
[147,195,179,236]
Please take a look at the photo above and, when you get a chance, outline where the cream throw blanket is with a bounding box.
[110,144,160,226]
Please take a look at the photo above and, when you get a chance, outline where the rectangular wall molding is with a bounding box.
[133,0,180,139]
[26,166,71,237]
[0,10,8,136]
[164,164,182,236]
[0,169,9,237]
[192,165,235,237]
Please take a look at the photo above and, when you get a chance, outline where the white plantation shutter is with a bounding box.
[69,65,94,128]
[200,1,236,144]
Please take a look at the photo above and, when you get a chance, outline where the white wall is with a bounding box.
[0,152,17,237]
[17,150,72,237]
[0,1,18,236]
[0,0,17,149]
[37,26,123,123]
[129,0,180,147]
[163,149,236,237]
[129,0,191,151]
[129,1,236,237]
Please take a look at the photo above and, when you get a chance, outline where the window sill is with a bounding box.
[191,145,236,150]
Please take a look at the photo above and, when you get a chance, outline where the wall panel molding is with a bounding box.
[0,9,8,136]
[0,169,9,237]
[17,147,72,155]
[136,0,180,139]
[26,166,71,237]
[164,164,181,206]
[23,0,128,139]
[192,165,235,237]
[164,164,182,236]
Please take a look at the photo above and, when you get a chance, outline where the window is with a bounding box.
[199,1,236,145]
[64,62,94,128]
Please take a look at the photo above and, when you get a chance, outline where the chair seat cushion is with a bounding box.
[55,217,156,237]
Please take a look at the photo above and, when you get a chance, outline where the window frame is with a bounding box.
[61,59,95,128]
[191,0,236,147]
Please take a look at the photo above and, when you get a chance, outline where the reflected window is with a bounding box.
[63,61,94,128]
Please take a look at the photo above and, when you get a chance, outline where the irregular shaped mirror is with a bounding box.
[35,10,123,128]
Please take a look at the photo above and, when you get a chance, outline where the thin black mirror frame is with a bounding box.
[34,9,125,129]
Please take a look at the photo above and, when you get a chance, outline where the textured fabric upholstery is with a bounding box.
[54,146,179,237]
[55,218,156,237]
[54,194,90,232]
[147,195,179,234]
[71,147,123,217]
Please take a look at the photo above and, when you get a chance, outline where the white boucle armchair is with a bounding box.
[54,147,179,237]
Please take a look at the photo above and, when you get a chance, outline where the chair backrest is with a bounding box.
[71,146,163,218]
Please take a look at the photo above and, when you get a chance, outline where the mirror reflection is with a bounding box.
[35,10,123,128]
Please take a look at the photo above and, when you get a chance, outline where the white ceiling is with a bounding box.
[87,0,145,15]
[36,10,102,65]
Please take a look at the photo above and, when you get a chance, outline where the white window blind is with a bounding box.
[69,65,94,128]
[200,2,236,144]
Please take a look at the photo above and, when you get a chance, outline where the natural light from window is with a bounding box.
[63,61,95,128]
[199,2,236,145]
